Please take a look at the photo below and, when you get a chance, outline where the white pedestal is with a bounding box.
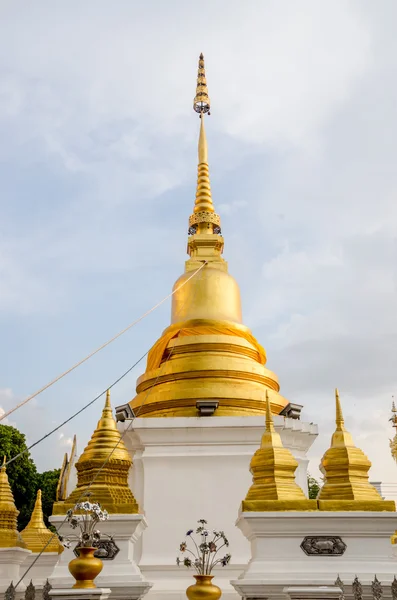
[284,586,342,600]
[231,511,397,600]
[49,514,151,600]
[50,588,111,600]
[121,416,317,600]
[22,552,61,588]
[0,547,31,593]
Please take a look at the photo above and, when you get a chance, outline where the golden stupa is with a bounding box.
[129,53,289,418]
[53,391,139,515]
[0,457,26,548]
[317,389,395,511]
[242,392,317,511]
[21,489,63,553]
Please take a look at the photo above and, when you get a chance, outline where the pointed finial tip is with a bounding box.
[105,389,111,407]
[2,455,6,467]
[37,489,42,499]
[335,388,344,427]
[200,52,204,59]
[265,391,274,432]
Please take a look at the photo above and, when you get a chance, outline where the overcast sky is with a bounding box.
[0,0,396,486]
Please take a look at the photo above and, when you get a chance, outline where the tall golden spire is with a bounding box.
[241,393,317,511]
[318,389,395,511]
[21,490,63,553]
[53,390,139,515]
[189,53,221,239]
[0,457,26,548]
[128,54,291,419]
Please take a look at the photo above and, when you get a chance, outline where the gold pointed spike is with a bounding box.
[21,489,63,554]
[335,388,344,429]
[0,458,26,548]
[318,390,395,511]
[265,390,275,433]
[188,53,221,238]
[194,115,214,215]
[241,391,317,512]
[53,390,139,515]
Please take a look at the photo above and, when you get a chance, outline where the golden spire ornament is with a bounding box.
[128,53,291,419]
[241,393,317,511]
[0,457,26,548]
[21,489,63,553]
[189,53,221,239]
[317,389,395,511]
[53,390,139,515]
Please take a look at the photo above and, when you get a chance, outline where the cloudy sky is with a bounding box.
[0,0,396,485]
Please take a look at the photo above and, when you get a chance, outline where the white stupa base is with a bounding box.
[49,514,151,600]
[283,586,343,600]
[22,552,61,588]
[50,588,111,600]
[121,416,317,600]
[0,547,31,593]
[231,512,397,600]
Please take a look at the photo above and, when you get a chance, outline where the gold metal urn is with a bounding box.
[68,547,103,589]
[186,575,222,600]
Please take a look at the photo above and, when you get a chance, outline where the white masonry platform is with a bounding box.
[22,552,60,589]
[231,511,397,600]
[50,588,111,600]
[121,415,318,600]
[0,547,31,594]
[49,514,152,600]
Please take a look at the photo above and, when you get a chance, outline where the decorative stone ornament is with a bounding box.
[300,536,346,556]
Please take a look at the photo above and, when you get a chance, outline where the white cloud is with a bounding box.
[0,0,396,487]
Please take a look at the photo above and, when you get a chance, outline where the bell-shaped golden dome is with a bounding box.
[171,266,242,325]
[129,54,290,418]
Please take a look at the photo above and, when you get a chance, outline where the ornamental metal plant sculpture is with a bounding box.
[59,498,110,589]
[177,519,231,600]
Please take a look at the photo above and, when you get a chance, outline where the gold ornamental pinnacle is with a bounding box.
[317,389,395,511]
[193,53,210,115]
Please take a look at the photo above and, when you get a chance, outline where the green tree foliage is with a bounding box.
[36,469,61,528]
[0,424,61,530]
[307,473,321,499]
[0,424,37,529]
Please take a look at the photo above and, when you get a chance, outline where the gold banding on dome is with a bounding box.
[317,389,395,511]
[241,393,317,512]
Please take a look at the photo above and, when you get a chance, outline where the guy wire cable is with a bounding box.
[4,348,149,468]
[15,338,177,589]
[0,261,208,423]
[14,263,207,588]
[5,260,208,467]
